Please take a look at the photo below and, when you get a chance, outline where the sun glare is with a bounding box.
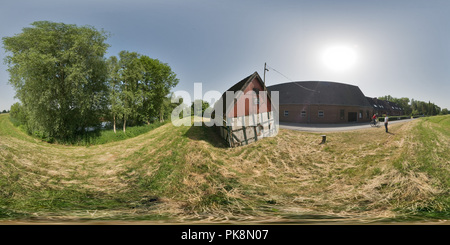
[322,45,357,71]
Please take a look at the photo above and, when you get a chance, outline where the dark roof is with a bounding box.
[366,97,403,111]
[267,81,372,107]
[226,72,256,94]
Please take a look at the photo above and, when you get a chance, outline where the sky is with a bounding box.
[1,0,450,112]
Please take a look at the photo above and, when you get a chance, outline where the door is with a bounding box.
[348,112,357,122]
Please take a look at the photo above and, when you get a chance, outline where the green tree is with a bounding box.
[9,102,27,126]
[441,108,449,115]
[2,21,109,140]
[140,56,179,122]
[138,55,156,124]
[118,51,144,132]
[410,99,442,116]
[191,100,210,116]
[107,51,179,131]
[162,93,184,122]
[106,55,123,133]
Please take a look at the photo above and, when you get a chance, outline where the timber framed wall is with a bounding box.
[213,71,278,148]
[218,111,277,147]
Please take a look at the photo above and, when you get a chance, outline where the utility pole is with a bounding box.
[264,62,269,85]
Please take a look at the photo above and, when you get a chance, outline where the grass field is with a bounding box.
[0,114,449,223]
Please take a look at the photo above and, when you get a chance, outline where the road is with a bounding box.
[279,118,414,133]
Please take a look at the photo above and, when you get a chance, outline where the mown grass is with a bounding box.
[0,114,449,223]
[0,114,172,220]
[395,115,450,218]
[7,113,167,146]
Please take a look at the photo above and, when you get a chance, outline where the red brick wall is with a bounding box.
[228,77,271,118]
[279,104,373,124]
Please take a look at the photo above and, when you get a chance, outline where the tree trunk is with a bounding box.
[113,114,116,134]
[123,114,126,133]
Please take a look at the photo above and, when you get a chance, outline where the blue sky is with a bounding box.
[1,0,450,111]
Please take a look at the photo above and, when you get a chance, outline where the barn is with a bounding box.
[267,81,374,124]
[212,72,278,147]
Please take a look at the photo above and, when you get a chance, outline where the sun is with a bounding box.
[322,45,357,71]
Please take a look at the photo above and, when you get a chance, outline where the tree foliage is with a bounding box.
[191,100,210,116]
[441,108,449,115]
[117,51,144,132]
[4,21,180,140]
[3,21,109,140]
[379,95,445,116]
[410,99,441,116]
[9,102,27,126]
[106,51,179,132]
[140,55,179,123]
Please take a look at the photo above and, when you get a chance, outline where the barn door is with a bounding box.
[348,112,357,122]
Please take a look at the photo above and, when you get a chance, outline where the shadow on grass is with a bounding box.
[184,122,228,149]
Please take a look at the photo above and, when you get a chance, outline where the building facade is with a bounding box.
[212,72,278,147]
[268,81,374,124]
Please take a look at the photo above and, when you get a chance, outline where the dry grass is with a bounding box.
[1,114,449,223]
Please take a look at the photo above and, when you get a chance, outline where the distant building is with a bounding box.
[212,72,278,147]
[267,81,373,124]
[365,97,403,116]
[212,73,406,147]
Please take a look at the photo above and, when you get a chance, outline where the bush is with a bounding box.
[57,121,168,146]
[378,116,411,122]
[9,103,27,126]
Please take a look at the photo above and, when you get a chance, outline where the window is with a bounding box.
[340,109,345,120]
[284,110,289,117]
[301,111,306,117]
[359,110,363,119]
[318,110,324,117]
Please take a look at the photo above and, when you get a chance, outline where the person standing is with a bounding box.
[384,114,389,133]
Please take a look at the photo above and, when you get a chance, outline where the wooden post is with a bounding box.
[242,125,248,145]
[226,126,232,147]
[320,135,326,144]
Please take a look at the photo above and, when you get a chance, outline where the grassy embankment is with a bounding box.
[0,114,449,223]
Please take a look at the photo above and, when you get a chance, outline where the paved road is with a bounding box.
[279,119,414,133]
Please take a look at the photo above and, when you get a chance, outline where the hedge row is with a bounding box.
[378,116,411,122]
